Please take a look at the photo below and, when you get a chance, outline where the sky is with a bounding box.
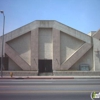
[0,0,100,36]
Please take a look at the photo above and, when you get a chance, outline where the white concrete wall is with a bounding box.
[53,21,91,44]
[93,38,100,71]
[69,48,93,71]
[8,58,22,71]
[3,20,91,44]
[0,20,95,72]
[7,32,31,66]
[60,32,84,64]
[88,31,96,36]
[39,28,52,59]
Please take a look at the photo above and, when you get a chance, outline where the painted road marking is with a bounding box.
[0,90,99,94]
[0,82,54,83]
[0,85,100,87]
[0,81,100,83]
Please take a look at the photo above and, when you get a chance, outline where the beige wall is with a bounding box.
[60,32,84,64]
[52,28,60,71]
[93,38,100,71]
[39,28,52,59]
[69,48,93,71]
[31,28,39,70]
[7,32,31,66]
[8,58,22,71]
[1,20,99,72]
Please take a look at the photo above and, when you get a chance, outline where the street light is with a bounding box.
[0,10,5,77]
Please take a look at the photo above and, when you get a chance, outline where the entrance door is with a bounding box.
[38,59,52,74]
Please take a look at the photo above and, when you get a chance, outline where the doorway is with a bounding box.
[38,59,52,74]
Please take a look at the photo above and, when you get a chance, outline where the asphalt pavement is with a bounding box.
[0,79,100,100]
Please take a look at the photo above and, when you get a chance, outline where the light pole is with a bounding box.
[0,10,5,77]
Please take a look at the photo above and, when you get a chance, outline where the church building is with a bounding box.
[0,20,100,75]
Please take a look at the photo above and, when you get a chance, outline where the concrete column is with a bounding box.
[31,28,38,71]
[0,38,2,57]
[93,38,100,71]
[52,28,60,71]
[93,30,100,71]
[0,37,5,57]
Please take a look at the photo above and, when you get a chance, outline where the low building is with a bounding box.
[0,20,100,75]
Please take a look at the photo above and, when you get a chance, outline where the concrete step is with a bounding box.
[38,73,53,76]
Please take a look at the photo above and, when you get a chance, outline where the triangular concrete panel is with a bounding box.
[5,43,31,70]
[61,43,92,70]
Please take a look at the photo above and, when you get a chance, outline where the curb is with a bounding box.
[0,76,100,79]
[0,77,74,79]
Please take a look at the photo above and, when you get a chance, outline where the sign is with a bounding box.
[79,64,89,71]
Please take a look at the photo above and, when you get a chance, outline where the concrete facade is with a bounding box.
[31,28,38,71]
[0,20,100,75]
[39,28,52,59]
[52,28,60,71]
[7,32,31,65]
[60,31,84,64]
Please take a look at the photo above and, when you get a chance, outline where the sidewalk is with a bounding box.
[0,76,100,79]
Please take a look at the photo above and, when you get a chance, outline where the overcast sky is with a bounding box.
[0,0,100,36]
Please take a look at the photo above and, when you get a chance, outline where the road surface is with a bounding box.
[0,79,100,100]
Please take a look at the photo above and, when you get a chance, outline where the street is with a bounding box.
[0,78,100,100]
